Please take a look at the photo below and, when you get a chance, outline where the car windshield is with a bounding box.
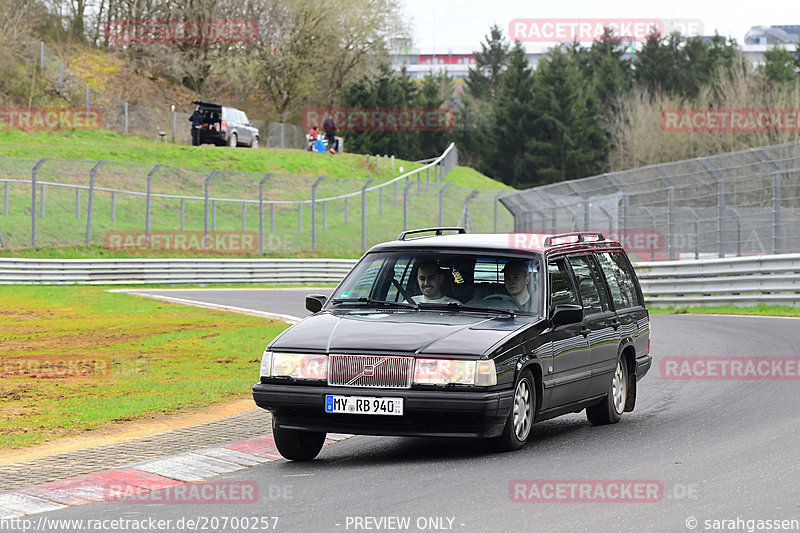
[330,251,543,315]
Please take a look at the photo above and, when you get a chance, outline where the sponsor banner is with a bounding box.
[661,108,800,132]
[104,19,258,44]
[0,107,102,131]
[300,107,456,132]
[661,357,800,380]
[103,231,258,254]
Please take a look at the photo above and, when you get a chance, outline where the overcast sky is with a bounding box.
[400,0,796,51]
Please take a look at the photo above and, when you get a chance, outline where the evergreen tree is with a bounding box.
[634,29,673,97]
[465,25,510,100]
[762,44,797,85]
[528,45,608,185]
[480,42,536,186]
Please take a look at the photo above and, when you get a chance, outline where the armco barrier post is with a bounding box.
[145,164,159,241]
[494,191,506,233]
[31,158,47,248]
[311,176,325,251]
[438,183,452,226]
[403,181,414,231]
[259,173,272,254]
[362,179,374,251]
[203,170,218,245]
[86,160,105,245]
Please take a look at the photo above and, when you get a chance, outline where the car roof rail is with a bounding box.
[396,227,467,241]
[543,232,606,247]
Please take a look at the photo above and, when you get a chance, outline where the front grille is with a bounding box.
[328,355,413,389]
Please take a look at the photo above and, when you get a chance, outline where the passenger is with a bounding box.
[503,260,533,310]
[413,261,460,304]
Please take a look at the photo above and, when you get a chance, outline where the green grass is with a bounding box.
[0,130,512,257]
[0,285,288,448]
[648,304,800,316]
[0,129,418,178]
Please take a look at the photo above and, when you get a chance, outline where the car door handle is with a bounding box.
[611,319,621,330]
[580,326,591,337]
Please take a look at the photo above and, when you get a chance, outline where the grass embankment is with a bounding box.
[0,131,512,256]
[0,286,287,448]
[648,305,800,317]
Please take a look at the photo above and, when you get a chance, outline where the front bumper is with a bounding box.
[252,382,513,438]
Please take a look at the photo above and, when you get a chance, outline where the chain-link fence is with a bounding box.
[501,141,800,261]
[14,37,306,149]
[0,144,515,255]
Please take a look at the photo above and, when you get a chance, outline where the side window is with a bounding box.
[568,255,610,316]
[548,258,579,311]
[601,252,642,308]
[385,256,415,302]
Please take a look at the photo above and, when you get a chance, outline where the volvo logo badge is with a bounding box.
[363,364,375,376]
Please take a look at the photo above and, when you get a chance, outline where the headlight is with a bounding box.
[271,352,328,380]
[413,358,497,386]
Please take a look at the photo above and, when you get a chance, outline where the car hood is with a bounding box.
[268,310,543,356]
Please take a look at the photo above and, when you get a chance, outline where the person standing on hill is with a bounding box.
[189,107,203,146]
[322,114,338,153]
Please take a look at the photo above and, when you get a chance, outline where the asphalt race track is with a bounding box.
[30,290,800,533]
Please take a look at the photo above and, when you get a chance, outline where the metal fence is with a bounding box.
[14,36,307,148]
[0,143,514,254]
[501,141,800,261]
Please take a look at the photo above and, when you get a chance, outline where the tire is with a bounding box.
[490,370,535,452]
[272,418,326,461]
[251,136,259,149]
[229,132,238,148]
[586,356,628,425]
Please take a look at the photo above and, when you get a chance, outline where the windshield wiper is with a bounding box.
[330,297,418,309]
[418,301,517,316]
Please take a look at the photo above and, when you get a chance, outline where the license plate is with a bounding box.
[325,395,403,416]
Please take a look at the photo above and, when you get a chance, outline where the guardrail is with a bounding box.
[2,254,799,307]
[636,254,800,306]
[0,258,358,285]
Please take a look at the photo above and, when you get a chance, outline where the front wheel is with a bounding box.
[586,357,628,425]
[251,136,259,149]
[490,370,535,452]
[272,418,326,461]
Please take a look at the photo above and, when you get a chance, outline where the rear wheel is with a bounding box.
[586,357,628,424]
[490,370,535,452]
[229,132,238,148]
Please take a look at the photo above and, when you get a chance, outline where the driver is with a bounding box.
[413,260,460,304]
[503,260,533,310]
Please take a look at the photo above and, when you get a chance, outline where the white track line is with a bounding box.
[112,290,303,324]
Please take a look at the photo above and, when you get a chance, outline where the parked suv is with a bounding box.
[192,100,260,148]
[253,228,651,461]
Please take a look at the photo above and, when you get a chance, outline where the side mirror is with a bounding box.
[551,304,583,327]
[305,294,328,313]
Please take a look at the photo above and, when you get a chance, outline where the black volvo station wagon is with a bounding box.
[253,228,651,460]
